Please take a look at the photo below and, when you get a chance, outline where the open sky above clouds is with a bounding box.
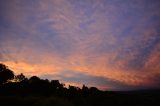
[0,0,160,90]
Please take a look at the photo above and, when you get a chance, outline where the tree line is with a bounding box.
[0,63,99,97]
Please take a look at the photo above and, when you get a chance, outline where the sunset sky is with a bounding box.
[0,0,160,90]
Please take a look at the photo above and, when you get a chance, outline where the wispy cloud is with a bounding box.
[0,0,160,90]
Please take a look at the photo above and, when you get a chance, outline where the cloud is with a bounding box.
[0,0,160,90]
[41,70,144,90]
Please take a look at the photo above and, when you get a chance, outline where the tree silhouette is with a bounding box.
[15,73,27,82]
[29,76,41,88]
[82,84,89,96]
[51,80,63,90]
[29,76,41,82]
[0,63,14,84]
[0,63,7,71]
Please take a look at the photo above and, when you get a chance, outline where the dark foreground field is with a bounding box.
[0,90,160,106]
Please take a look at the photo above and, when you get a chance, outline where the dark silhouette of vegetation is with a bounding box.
[0,64,14,84]
[15,73,26,82]
[0,63,159,106]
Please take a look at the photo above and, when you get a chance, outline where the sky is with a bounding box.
[0,0,160,90]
